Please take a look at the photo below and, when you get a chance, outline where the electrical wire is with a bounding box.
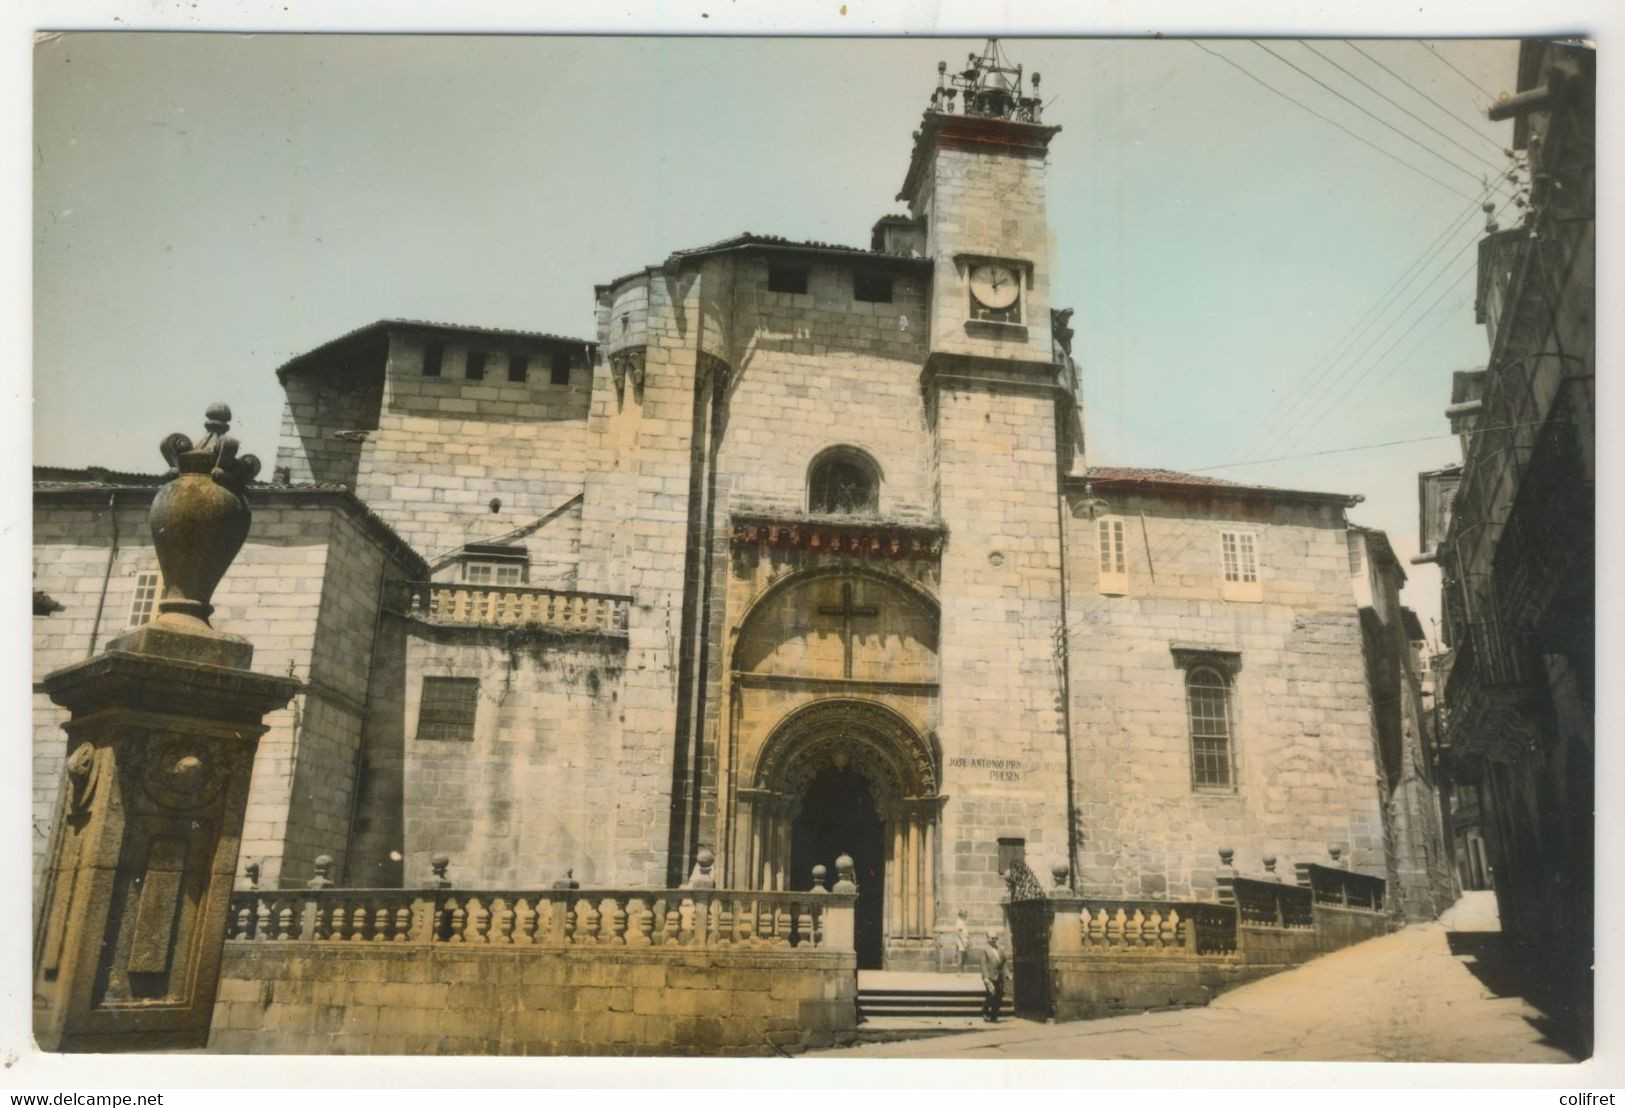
[1300,40,1505,175]
[1188,41,1478,201]
[1344,40,1506,153]
[1250,40,1490,189]
[1420,41,1498,103]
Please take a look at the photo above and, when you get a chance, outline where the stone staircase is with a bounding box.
[856,971,1014,1023]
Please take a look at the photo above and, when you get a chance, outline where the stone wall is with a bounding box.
[397,625,628,887]
[1063,486,1387,900]
[209,944,856,1056]
[353,330,593,561]
[31,488,416,894]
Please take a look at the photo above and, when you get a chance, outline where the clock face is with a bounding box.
[969,263,1020,310]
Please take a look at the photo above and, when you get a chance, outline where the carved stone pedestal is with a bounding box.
[34,643,296,1052]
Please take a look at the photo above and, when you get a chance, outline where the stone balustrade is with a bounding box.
[1294,862,1387,913]
[1217,874,1315,930]
[405,581,631,636]
[227,886,853,952]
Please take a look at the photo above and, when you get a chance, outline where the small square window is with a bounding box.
[465,350,487,381]
[550,351,571,385]
[508,354,529,383]
[854,272,893,303]
[128,570,161,627]
[996,838,1026,877]
[767,264,809,294]
[422,340,444,377]
[417,677,479,742]
[464,561,525,586]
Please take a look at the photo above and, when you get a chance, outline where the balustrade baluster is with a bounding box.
[796,899,813,948]
[1107,907,1126,947]
[470,897,492,943]
[494,897,516,944]
[448,897,468,943]
[624,897,653,947]
[677,897,695,944]
[516,897,538,946]
[232,898,252,940]
[393,900,412,942]
[276,898,296,940]
[603,896,627,945]
[576,897,599,944]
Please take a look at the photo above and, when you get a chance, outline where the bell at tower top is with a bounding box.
[897,39,1062,204]
[926,38,1046,123]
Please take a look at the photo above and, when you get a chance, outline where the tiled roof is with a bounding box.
[1080,465,1359,505]
[274,318,593,381]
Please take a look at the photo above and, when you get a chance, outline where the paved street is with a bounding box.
[815,893,1580,1062]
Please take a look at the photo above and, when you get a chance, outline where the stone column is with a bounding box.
[32,406,298,1052]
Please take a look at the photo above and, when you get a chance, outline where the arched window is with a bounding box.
[808,449,880,515]
[1186,666,1234,789]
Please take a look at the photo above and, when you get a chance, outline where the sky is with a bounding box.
[31,33,1524,640]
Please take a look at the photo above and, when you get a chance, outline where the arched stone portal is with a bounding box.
[741,698,942,969]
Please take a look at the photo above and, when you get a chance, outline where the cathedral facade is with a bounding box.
[33,44,1448,971]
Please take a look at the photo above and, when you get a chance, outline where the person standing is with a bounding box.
[980,932,1006,1022]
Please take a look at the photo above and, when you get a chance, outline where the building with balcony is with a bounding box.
[1415,37,1594,1050]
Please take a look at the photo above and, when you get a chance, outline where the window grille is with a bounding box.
[417,677,479,742]
[128,570,161,627]
[1186,666,1234,789]
[1221,531,1258,583]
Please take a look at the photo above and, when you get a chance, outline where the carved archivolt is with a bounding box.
[753,698,938,819]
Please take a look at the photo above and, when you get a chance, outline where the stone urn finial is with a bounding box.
[149,403,261,636]
[833,853,857,894]
[1262,854,1278,876]
[551,867,579,890]
[243,860,260,889]
[1328,843,1345,867]
[687,845,717,890]
[1050,860,1071,890]
[308,854,334,890]
[430,853,452,889]
[1218,846,1236,869]
[810,864,828,893]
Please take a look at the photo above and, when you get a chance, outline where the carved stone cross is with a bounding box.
[817,581,879,679]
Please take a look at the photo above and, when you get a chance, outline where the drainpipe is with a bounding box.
[85,493,120,658]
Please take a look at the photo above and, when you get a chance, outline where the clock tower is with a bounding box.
[899,40,1062,365]
[900,41,1080,948]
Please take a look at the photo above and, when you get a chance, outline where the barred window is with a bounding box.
[417,677,479,743]
[508,354,529,383]
[1098,518,1126,575]
[1220,531,1258,584]
[1186,666,1234,789]
[128,570,161,627]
